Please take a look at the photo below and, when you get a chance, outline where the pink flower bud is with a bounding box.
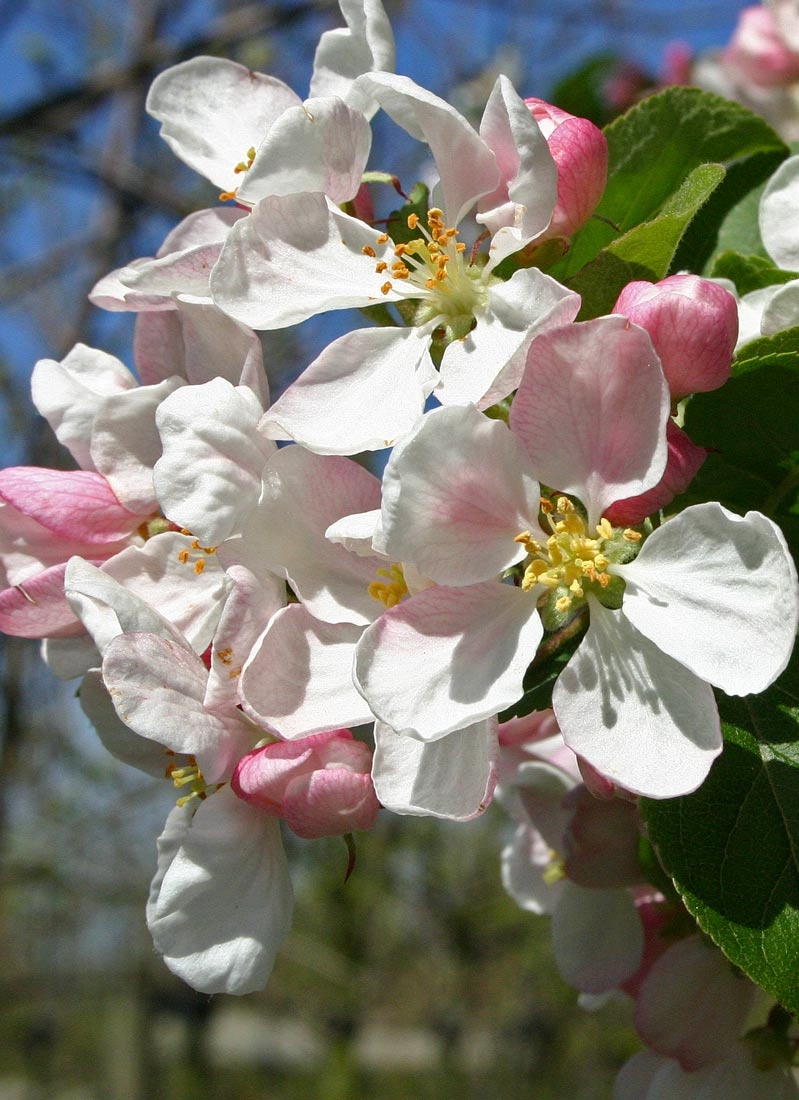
[604,420,707,526]
[525,98,608,238]
[723,5,799,88]
[561,785,644,889]
[613,275,738,399]
[232,729,380,840]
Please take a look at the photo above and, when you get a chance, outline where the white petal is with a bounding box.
[761,277,799,335]
[260,327,436,454]
[310,0,396,111]
[148,788,293,995]
[211,193,396,329]
[476,75,557,259]
[379,404,541,585]
[552,881,643,993]
[154,378,274,545]
[510,316,669,525]
[102,632,256,781]
[760,153,799,271]
[501,825,560,914]
[554,604,722,798]
[243,446,383,625]
[146,57,301,192]
[618,503,799,696]
[79,668,179,777]
[90,377,185,514]
[354,580,543,739]
[241,605,374,738]
[237,96,371,205]
[435,268,581,408]
[372,717,498,819]
[354,72,499,225]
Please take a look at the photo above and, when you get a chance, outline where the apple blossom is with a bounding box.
[212,72,581,452]
[353,317,798,798]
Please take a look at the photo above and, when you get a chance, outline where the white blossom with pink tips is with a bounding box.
[354,316,798,798]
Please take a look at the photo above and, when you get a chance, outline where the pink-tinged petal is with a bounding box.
[135,301,268,404]
[476,76,558,262]
[261,327,437,454]
[554,604,722,798]
[233,729,379,838]
[379,404,540,585]
[119,243,223,302]
[102,632,256,781]
[726,5,799,87]
[760,153,799,270]
[372,717,498,820]
[237,96,371,206]
[154,378,274,545]
[244,445,383,625]
[435,268,581,409]
[613,275,737,399]
[204,565,286,716]
[634,936,756,1071]
[354,580,543,740]
[0,468,149,544]
[157,207,249,257]
[604,420,707,526]
[89,376,186,515]
[240,604,374,738]
[326,508,382,557]
[283,767,379,838]
[0,562,86,638]
[552,881,643,993]
[211,193,396,330]
[525,100,608,240]
[617,503,799,696]
[501,825,560,914]
[310,0,395,109]
[146,56,301,192]
[561,786,643,888]
[510,316,669,526]
[354,72,500,226]
[148,789,293,995]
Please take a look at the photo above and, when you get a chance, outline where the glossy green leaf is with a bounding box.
[570,163,725,319]
[551,87,786,283]
[643,656,799,1013]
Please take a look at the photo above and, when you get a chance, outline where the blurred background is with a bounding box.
[0,2,752,1097]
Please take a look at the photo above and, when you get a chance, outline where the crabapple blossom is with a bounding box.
[212,72,581,452]
[354,316,798,798]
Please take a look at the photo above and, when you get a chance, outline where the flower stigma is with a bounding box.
[515,496,642,614]
[368,562,408,608]
[362,208,490,339]
[219,144,256,201]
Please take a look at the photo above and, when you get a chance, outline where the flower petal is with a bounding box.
[554,603,722,798]
[552,881,643,993]
[354,580,543,739]
[510,316,669,525]
[617,503,799,696]
[148,788,293,995]
[372,717,498,819]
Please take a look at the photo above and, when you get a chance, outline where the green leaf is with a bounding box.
[570,163,725,320]
[675,331,799,559]
[550,87,787,283]
[710,251,799,295]
[642,655,799,1013]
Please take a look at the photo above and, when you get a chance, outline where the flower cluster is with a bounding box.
[2,0,798,1092]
